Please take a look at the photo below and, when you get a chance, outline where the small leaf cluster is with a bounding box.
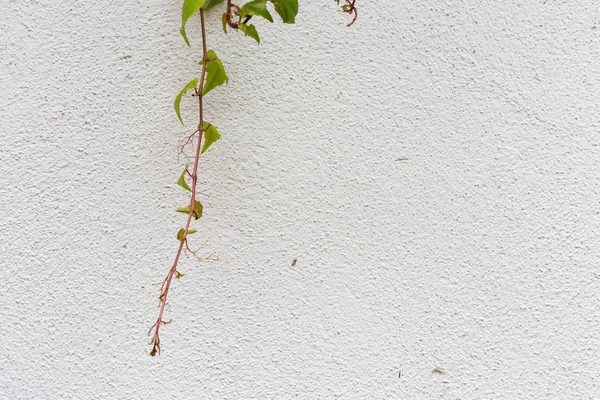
[223,0,298,43]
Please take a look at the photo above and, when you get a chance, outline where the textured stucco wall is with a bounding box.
[1,0,599,398]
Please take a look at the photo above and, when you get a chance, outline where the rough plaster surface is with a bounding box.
[1,0,599,398]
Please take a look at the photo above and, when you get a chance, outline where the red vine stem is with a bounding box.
[149,9,209,357]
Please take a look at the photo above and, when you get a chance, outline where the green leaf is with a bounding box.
[176,200,203,220]
[200,50,229,96]
[162,318,173,325]
[174,79,199,124]
[177,167,191,191]
[177,228,197,240]
[180,0,205,46]
[239,23,260,43]
[192,200,203,219]
[175,272,185,279]
[222,12,228,33]
[201,0,224,10]
[201,122,221,153]
[240,0,274,22]
[271,0,297,23]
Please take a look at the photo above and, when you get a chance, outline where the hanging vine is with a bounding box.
[148,0,358,356]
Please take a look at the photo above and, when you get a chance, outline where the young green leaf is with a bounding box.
[177,228,197,240]
[201,0,224,10]
[174,79,199,124]
[239,23,260,43]
[176,200,203,220]
[176,206,190,214]
[240,0,274,23]
[201,122,221,153]
[200,50,229,96]
[177,167,191,191]
[271,0,298,23]
[175,272,185,279]
[180,0,205,46]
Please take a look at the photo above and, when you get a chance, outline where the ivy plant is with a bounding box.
[148,0,358,356]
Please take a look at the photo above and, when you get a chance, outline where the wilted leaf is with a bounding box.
[192,200,203,219]
[222,13,228,33]
[176,200,203,220]
[201,122,221,153]
[150,341,161,356]
[174,79,199,124]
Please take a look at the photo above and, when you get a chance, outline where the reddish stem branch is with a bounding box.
[225,0,250,29]
[149,9,209,357]
[337,0,358,26]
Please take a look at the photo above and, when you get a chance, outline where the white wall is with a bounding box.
[1,0,599,398]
